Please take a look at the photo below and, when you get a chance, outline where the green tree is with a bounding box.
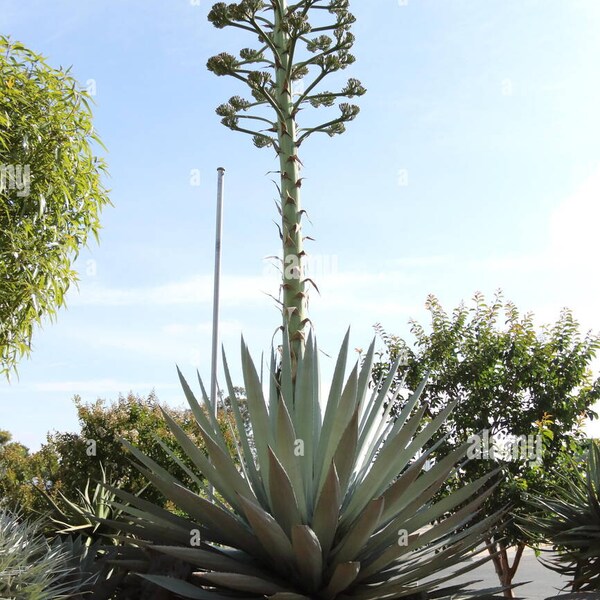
[372,291,600,598]
[0,392,242,521]
[0,429,11,445]
[207,0,365,365]
[0,430,59,517]
[44,391,239,510]
[0,36,110,377]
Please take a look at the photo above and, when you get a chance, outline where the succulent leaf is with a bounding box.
[108,337,505,599]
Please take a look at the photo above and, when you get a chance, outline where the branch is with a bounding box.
[292,68,328,112]
[269,0,284,22]
[238,58,276,68]
[254,15,274,27]
[237,114,277,128]
[297,120,344,144]
[227,71,285,121]
[286,35,301,83]
[292,38,350,73]
[249,17,281,64]
[252,84,286,122]
[224,21,258,34]
[297,104,361,144]
[299,78,365,109]
[228,123,279,151]
[309,24,342,33]
[310,90,345,100]
[288,0,324,13]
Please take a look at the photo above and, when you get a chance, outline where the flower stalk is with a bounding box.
[207,0,365,370]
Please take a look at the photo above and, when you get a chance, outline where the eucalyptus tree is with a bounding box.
[0,37,110,378]
[206,0,366,363]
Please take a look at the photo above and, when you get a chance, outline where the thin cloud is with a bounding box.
[67,270,417,309]
[161,320,242,336]
[68,275,271,307]
[26,379,172,393]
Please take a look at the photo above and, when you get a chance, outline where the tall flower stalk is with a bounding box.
[207,0,365,366]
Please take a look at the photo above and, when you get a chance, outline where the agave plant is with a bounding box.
[521,441,600,592]
[0,508,80,599]
[51,534,127,600]
[41,462,138,546]
[103,331,510,599]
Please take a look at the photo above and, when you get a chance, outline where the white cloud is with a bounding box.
[69,274,272,307]
[60,324,212,364]
[389,255,453,268]
[161,320,242,337]
[549,164,600,262]
[21,379,172,394]
[441,164,600,280]
[466,254,549,273]
[67,270,420,314]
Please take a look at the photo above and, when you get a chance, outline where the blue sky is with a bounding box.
[1,0,600,450]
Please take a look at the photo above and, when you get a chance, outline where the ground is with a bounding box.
[432,546,568,599]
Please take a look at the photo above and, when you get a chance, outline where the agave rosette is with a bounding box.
[522,442,600,592]
[104,330,507,599]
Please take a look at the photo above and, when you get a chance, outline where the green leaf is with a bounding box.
[330,496,384,566]
[237,493,295,572]
[195,572,289,595]
[312,461,341,556]
[291,525,323,592]
[152,546,269,577]
[241,337,272,490]
[137,574,238,600]
[268,447,302,536]
[333,407,359,497]
[322,562,360,599]
[274,395,308,520]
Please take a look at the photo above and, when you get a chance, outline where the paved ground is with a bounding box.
[428,546,571,599]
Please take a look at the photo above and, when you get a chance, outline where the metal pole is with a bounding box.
[209,167,225,502]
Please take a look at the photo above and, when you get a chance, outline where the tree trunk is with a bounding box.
[486,538,525,599]
[274,0,307,371]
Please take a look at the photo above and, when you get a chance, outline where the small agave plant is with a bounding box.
[522,441,600,593]
[41,463,135,546]
[0,509,80,599]
[104,331,509,599]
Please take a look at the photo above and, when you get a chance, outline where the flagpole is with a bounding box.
[209,167,225,502]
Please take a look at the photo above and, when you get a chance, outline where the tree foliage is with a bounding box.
[0,391,245,521]
[0,36,110,377]
[0,429,60,518]
[372,291,600,596]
